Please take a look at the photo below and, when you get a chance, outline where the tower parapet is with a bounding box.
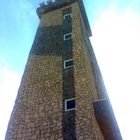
[37,0,76,18]
[37,0,92,36]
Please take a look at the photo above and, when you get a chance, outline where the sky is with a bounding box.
[0,0,140,139]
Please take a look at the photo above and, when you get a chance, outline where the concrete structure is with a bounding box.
[5,0,122,139]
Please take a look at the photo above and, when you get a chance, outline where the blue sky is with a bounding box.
[1,0,140,139]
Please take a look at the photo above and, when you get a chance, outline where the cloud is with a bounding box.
[0,64,21,140]
[0,0,39,75]
[0,0,38,46]
[91,6,140,140]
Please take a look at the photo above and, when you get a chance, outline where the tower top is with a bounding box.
[37,0,77,17]
[36,0,92,36]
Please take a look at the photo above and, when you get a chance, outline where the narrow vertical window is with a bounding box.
[65,98,75,111]
[64,59,73,69]
[63,13,72,20]
[64,33,72,40]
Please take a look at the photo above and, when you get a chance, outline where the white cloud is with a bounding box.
[0,64,21,140]
[91,7,140,140]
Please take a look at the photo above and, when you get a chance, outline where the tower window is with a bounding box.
[65,98,75,111]
[64,33,72,40]
[63,14,72,20]
[64,59,73,69]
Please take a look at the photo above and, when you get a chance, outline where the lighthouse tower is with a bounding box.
[5,0,122,140]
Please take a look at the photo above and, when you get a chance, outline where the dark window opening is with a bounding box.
[63,14,71,20]
[64,59,73,68]
[65,99,75,111]
[64,33,72,40]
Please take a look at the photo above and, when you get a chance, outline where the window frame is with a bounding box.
[64,33,72,41]
[64,59,73,69]
[65,98,76,111]
[63,13,72,20]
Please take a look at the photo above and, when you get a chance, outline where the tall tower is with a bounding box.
[6,0,122,140]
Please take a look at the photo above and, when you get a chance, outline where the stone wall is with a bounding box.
[6,56,63,140]
[5,7,64,140]
[72,3,105,140]
[5,2,106,140]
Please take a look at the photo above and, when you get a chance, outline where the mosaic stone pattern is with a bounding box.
[5,1,119,140]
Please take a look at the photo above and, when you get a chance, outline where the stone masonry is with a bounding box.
[5,0,122,140]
